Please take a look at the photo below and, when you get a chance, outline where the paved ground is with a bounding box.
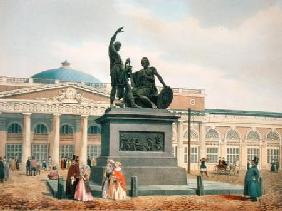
[0,169,281,210]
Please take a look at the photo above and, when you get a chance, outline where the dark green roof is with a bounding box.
[205,109,282,118]
[171,108,282,118]
[32,67,101,84]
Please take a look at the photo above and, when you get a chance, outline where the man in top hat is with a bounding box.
[66,155,80,199]
[244,157,262,201]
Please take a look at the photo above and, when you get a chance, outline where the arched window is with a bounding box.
[8,123,22,134]
[60,124,73,135]
[205,129,219,139]
[184,129,198,139]
[267,131,280,141]
[246,131,260,141]
[34,124,48,134]
[226,129,240,140]
[88,125,101,134]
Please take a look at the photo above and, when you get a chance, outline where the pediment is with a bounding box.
[0,83,110,104]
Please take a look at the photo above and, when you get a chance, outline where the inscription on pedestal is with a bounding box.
[120,131,164,151]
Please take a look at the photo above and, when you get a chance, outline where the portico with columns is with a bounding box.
[0,84,109,168]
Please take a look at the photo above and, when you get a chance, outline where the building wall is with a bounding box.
[173,113,282,171]
[3,87,109,102]
[0,79,281,171]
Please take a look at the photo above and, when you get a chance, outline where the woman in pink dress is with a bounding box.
[74,165,94,201]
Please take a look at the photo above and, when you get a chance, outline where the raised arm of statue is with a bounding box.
[109,27,124,52]
[152,67,166,87]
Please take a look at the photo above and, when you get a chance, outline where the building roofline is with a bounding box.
[170,108,282,118]
[205,109,282,118]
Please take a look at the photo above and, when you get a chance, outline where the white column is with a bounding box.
[22,113,31,164]
[177,120,184,167]
[199,123,206,159]
[220,140,227,161]
[80,115,88,165]
[52,114,60,168]
[0,115,7,158]
[241,141,247,169]
[280,144,282,170]
[260,141,267,169]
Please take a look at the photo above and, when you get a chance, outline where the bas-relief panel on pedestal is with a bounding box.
[119,131,164,152]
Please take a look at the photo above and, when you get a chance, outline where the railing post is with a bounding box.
[196,175,204,196]
[57,176,64,199]
[131,176,138,197]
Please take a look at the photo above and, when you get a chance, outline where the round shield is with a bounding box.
[157,86,173,109]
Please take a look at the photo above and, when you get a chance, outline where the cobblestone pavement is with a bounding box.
[0,170,281,210]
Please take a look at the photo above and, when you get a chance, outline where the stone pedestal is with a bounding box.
[91,108,187,186]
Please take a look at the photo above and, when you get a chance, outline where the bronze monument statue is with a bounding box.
[132,57,172,108]
[108,27,173,109]
[108,27,137,108]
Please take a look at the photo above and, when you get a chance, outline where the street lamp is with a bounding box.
[187,108,191,174]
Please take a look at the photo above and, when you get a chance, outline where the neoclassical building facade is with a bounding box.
[0,63,281,170]
[171,109,282,171]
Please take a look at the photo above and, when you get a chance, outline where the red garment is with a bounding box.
[112,170,126,191]
[61,159,65,169]
[31,159,37,168]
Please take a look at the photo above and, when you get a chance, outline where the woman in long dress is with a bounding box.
[108,161,127,200]
[102,159,115,199]
[10,158,16,171]
[74,165,94,201]
[200,158,208,177]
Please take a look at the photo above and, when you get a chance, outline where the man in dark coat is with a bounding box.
[0,157,5,183]
[66,155,80,199]
[26,158,31,176]
[87,156,92,167]
[15,157,20,170]
[244,157,262,201]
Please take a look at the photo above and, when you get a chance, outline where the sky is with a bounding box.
[0,0,282,112]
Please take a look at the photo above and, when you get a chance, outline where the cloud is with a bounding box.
[117,4,282,111]
[0,1,281,112]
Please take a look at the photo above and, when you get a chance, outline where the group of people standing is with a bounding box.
[60,157,73,170]
[102,160,127,200]
[64,156,127,201]
[26,156,41,176]
[0,156,19,182]
[65,155,93,201]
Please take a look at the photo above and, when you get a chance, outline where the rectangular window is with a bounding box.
[184,146,198,163]
[191,147,198,163]
[59,145,74,159]
[267,148,280,163]
[184,147,188,163]
[247,148,260,162]
[227,147,240,165]
[207,148,218,163]
[31,144,48,163]
[6,144,22,162]
[87,144,101,159]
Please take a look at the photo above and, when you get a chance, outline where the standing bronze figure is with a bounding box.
[108,27,125,106]
[108,27,137,108]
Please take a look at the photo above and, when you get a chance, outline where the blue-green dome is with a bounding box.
[32,61,101,83]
